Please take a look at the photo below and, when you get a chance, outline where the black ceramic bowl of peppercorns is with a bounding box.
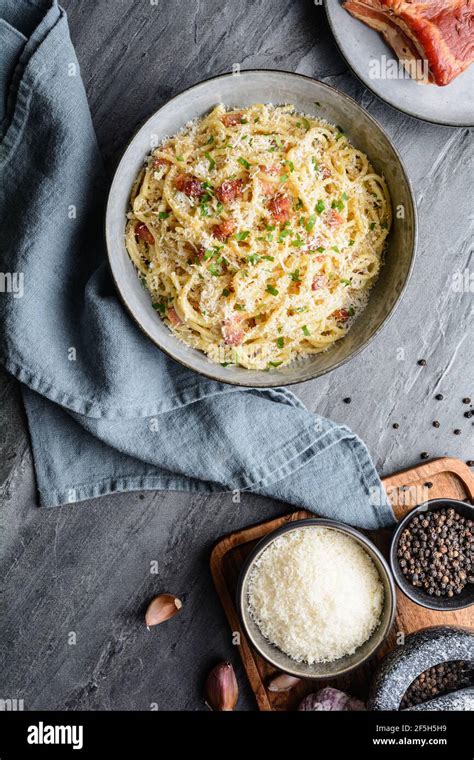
[390,499,474,611]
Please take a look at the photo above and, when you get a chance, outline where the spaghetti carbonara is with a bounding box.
[125,104,391,369]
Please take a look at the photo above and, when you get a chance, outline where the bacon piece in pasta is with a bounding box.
[268,193,291,223]
[167,307,182,327]
[135,222,155,245]
[215,179,244,204]
[332,308,350,323]
[213,219,236,241]
[174,173,205,198]
[221,317,245,346]
[221,112,243,127]
[326,209,344,228]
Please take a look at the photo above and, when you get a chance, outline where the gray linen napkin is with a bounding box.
[0,0,393,528]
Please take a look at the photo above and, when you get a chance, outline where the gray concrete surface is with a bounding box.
[1,0,473,711]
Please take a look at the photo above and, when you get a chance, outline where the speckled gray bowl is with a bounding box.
[236,518,396,679]
[106,70,417,387]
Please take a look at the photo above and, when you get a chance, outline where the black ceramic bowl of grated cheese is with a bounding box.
[237,519,396,679]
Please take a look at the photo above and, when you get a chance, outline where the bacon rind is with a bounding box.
[343,0,474,86]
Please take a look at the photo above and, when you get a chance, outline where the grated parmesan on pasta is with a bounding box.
[247,527,384,664]
[126,103,391,369]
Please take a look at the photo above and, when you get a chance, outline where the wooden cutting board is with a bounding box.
[210,457,474,711]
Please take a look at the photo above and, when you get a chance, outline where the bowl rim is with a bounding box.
[236,517,397,678]
[390,498,474,612]
[105,68,418,388]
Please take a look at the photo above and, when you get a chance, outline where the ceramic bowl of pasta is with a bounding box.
[106,70,416,386]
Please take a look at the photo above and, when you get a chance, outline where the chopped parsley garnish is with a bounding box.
[266,285,279,296]
[349,239,355,246]
[348,307,355,317]
[234,304,245,311]
[152,301,166,314]
[295,198,303,210]
[208,263,222,276]
[262,255,274,261]
[381,222,388,229]
[280,174,288,183]
[276,337,284,349]
[291,235,305,248]
[200,203,209,217]
[316,246,325,253]
[238,157,252,170]
[332,246,340,253]
[340,278,351,287]
[215,202,224,215]
[306,214,316,233]
[158,211,170,219]
[235,230,250,241]
[302,117,310,132]
[369,222,376,230]
[315,199,325,214]
[265,224,276,231]
[205,152,216,171]
[207,135,214,145]
[246,253,261,264]
[222,288,230,297]
[284,160,295,173]
[221,362,230,367]
[302,325,310,336]
[240,118,249,124]
[203,249,214,260]
[331,198,345,211]
[268,361,283,368]
[289,269,301,283]
[342,192,348,201]
[311,157,319,171]
[176,155,184,161]
[278,228,291,242]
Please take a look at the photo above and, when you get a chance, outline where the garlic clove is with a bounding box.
[205,662,238,711]
[267,673,301,692]
[145,594,182,628]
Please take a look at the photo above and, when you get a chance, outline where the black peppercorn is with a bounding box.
[464,411,473,419]
[462,398,471,404]
[343,397,351,404]
[421,452,429,459]
[467,460,474,467]
[418,359,427,366]
[454,429,461,435]
[396,507,473,599]
[433,420,440,428]
[393,423,399,429]
[435,394,444,400]
[400,661,470,709]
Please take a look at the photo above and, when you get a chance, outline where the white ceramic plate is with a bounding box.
[325,0,474,127]
[106,70,416,387]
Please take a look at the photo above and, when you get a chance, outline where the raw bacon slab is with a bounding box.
[343,1,474,86]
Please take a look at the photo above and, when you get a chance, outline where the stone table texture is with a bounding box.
[1,0,473,711]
